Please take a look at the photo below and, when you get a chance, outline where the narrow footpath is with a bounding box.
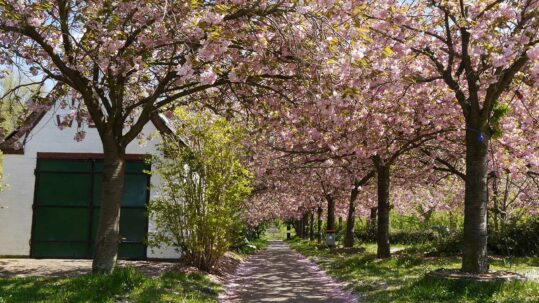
[220,240,358,303]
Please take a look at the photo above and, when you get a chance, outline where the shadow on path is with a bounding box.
[220,241,357,303]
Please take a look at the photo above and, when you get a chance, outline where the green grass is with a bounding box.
[0,267,221,303]
[232,236,269,255]
[289,239,539,303]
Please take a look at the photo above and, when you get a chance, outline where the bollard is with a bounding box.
[326,229,335,248]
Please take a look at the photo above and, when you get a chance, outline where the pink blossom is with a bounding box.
[228,70,242,83]
[492,55,507,67]
[74,131,86,142]
[177,61,194,82]
[27,16,44,27]
[527,46,539,60]
[200,69,217,85]
[204,12,223,25]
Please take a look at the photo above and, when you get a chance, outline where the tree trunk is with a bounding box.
[461,127,489,273]
[317,206,323,244]
[326,196,336,232]
[296,219,302,238]
[344,186,360,248]
[376,164,391,259]
[286,224,291,240]
[92,137,126,274]
[326,195,336,247]
[370,207,377,221]
[309,211,315,240]
[303,213,309,239]
[491,174,500,234]
[369,207,377,238]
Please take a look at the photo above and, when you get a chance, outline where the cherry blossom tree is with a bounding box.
[0,0,336,273]
[368,0,539,273]
[231,1,538,267]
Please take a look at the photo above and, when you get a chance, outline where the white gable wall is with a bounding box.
[0,104,180,259]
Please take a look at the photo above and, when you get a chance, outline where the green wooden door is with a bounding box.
[31,158,150,259]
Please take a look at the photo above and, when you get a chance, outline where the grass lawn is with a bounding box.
[0,237,269,303]
[0,267,221,303]
[289,239,539,303]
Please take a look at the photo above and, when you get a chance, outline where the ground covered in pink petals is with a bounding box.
[219,240,358,303]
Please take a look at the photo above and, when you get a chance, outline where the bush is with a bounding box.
[425,216,539,257]
[355,221,464,256]
[427,229,463,256]
[356,230,438,244]
[148,110,251,272]
[488,217,539,257]
[231,237,268,254]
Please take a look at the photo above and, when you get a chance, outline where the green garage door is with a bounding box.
[31,158,150,259]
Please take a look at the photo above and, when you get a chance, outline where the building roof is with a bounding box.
[0,105,174,155]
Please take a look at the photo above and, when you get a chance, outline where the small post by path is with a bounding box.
[326,229,336,248]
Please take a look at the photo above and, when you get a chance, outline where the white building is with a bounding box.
[0,101,179,260]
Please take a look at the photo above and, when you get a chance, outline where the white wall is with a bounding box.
[0,103,180,259]
[0,155,36,256]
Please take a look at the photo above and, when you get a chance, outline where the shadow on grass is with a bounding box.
[0,268,143,302]
[384,275,539,303]
[288,239,539,303]
[0,268,220,303]
[133,271,220,303]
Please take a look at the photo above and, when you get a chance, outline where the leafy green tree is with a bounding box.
[0,72,40,138]
[0,72,42,195]
[149,109,251,271]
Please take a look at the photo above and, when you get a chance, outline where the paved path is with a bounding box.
[220,241,357,303]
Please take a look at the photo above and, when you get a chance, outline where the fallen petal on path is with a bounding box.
[219,240,358,303]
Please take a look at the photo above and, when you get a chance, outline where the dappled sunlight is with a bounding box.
[220,240,357,303]
[290,239,539,303]
[0,267,221,302]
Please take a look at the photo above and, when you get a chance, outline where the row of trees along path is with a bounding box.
[1,1,538,276]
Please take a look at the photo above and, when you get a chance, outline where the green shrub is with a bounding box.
[356,230,438,244]
[354,213,539,257]
[427,230,463,256]
[231,237,268,254]
[148,110,251,272]
[488,217,539,257]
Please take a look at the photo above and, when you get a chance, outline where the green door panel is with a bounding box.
[90,208,148,243]
[92,171,149,206]
[88,242,147,259]
[119,209,147,242]
[35,173,91,206]
[92,174,103,206]
[93,161,150,173]
[33,208,90,241]
[31,243,90,259]
[38,159,92,172]
[122,175,149,207]
[118,243,147,259]
[31,158,149,259]
[125,161,151,174]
